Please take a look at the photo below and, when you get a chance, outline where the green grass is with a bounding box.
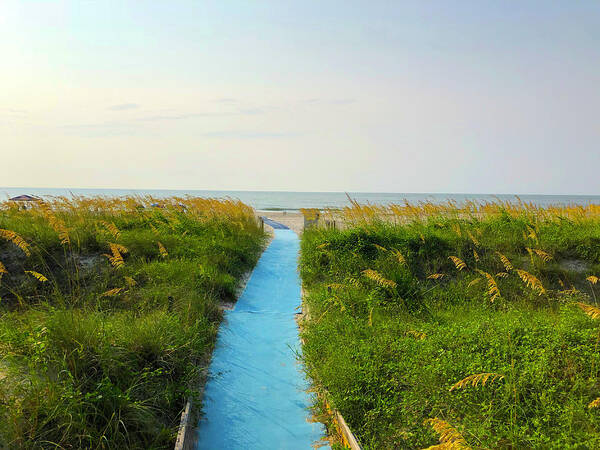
[0,197,266,449]
[300,212,600,449]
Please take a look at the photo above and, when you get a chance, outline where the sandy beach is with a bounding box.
[256,211,304,235]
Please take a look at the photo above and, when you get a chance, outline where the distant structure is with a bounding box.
[9,194,41,202]
[8,195,42,209]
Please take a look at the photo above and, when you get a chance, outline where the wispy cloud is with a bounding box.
[59,122,302,139]
[199,130,303,139]
[238,108,264,115]
[58,107,272,137]
[136,112,234,121]
[1,108,28,116]
[330,98,356,105]
[303,98,356,105]
[108,103,139,111]
[136,108,264,121]
[213,97,239,103]
[59,121,138,137]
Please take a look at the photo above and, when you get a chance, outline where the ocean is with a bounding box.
[1,187,599,211]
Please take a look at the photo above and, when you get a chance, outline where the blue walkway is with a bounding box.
[260,216,290,230]
[195,228,325,449]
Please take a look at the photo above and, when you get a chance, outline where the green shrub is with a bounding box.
[300,214,600,448]
[0,197,266,448]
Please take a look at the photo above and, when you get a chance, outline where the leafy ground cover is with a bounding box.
[0,196,266,449]
[300,201,600,449]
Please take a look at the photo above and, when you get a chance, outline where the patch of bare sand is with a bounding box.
[256,211,304,235]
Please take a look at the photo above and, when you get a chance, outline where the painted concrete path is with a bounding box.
[195,228,325,449]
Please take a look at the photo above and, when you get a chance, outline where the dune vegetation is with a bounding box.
[300,200,600,449]
[0,196,266,449]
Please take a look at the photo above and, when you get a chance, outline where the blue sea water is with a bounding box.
[1,187,599,211]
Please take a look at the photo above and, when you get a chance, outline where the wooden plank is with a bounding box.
[334,410,362,450]
[174,397,196,450]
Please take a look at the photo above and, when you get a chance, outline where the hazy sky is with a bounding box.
[2,1,599,194]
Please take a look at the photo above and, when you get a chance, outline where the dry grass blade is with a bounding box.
[158,241,168,258]
[449,256,467,271]
[24,270,48,282]
[533,248,553,262]
[525,247,534,260]
[51,220,69,245]
[588,397,600,408]
[516,269,546,295]
[496,252,513,271]
[467,230,479,246]
[423,418,470,449]
[124,276,137,287]
[423,444,467,450]
[112,243,128,254]
[101,287,125,297]
[476,270,501,302]
[451,223,462,237]
[362,269,397,289]
[0,229,31,256]
[449,372,504,391]
[373,243,388,252]
[56,226,70,246]
[391,248,407,266]
[428,273,446,280]
[467,278,481,288]
[559,287,581,295]
[576,302,600,319]
[526,224,538,242]
[486,277,501,301]
[587,276,599,285]
[347,277,363,288]
[406,330,427,340]
[40,204,71,245]
[301,207,320,221]
[100,221,121,240]
[472,249,480,262]
[0,261,7,274]
[104,243,125,269]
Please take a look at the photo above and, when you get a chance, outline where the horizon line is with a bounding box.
[1,186,599,198]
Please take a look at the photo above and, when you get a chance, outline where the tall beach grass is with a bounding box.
[300,200,600,448]
[0,196,266,448]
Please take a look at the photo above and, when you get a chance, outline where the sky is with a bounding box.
[1,1,599,194]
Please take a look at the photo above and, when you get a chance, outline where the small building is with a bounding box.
[8,194,42,209]
[9,194,41,202]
